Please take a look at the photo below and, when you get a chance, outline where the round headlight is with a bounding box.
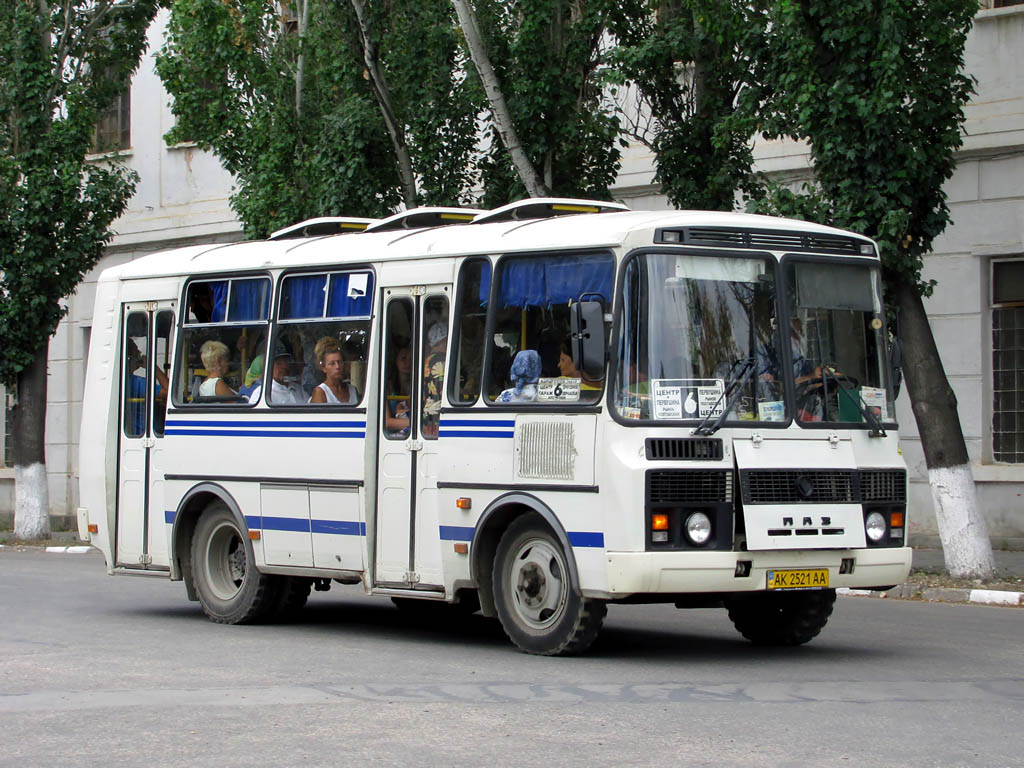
[684,512,712,545]
[865,511,887,542]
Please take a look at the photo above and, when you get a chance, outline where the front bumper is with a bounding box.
[596,546,912,599]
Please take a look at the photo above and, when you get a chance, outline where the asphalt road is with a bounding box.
[1,548,1022,768]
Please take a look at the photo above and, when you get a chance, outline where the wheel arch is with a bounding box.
[470,492,581,618]
[170,482,249,601]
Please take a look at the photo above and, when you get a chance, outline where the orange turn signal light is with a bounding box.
[456,497,472,510]
[454,542,469,554]
[87,524,98,534]
[652,514,669,531]
[248,530,261,541]
[890,512,904,528]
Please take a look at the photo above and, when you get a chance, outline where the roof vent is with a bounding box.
[471,197,629,225]
[363,207,485,233]
[268,217,377,240]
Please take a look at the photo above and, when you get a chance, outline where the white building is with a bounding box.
[2,3,1022,548]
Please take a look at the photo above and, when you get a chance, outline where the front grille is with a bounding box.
[646,437,723,461]
[647,470,733,504]
[742,470,857,504]
[860,469,907,502]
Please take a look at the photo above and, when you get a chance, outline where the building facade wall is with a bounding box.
[2,6,1021,546]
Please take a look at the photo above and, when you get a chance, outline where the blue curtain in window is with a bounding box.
[209,281,228,323]
[477,262,492,306]
[281,275,326,319]
[327,272,374,317]
[500,254,614,308]
[228,278,271,321]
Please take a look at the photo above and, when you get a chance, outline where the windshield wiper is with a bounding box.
[694,357,756,436]
[820,365,887,438]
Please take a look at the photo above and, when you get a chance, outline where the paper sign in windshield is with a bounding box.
[860,386,886,416]
[537,378,581,402]
[652,379,724,420]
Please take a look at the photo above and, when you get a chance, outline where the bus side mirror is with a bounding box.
[571,300,606,381]
[889,336,903,399]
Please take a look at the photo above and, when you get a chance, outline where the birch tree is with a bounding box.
[0,0,160,540]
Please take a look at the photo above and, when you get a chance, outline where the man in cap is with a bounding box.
[251,343,304,404]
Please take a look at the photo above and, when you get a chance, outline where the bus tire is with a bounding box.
[270,577,312,620]
[726,589,836,646]
[492,515,606,656]
[190,502,276,624]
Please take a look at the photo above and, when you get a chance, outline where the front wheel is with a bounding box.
[190,502,276,624]
[726,589,836,646]
[492,515,606,656]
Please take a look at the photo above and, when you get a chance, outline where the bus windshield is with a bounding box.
[614,252,783,423]
[784,260,894,424]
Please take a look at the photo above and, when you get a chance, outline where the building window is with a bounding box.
[92,75,131,153]
[991,259,1024,462]
[2,387,13,468]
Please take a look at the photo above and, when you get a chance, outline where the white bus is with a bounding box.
[79,198,912,655]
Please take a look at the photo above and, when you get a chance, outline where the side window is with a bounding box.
[452,258,491,404]
[487,252,614,405]
[272,270,374,406]
[421,295,449,438]
[174,277,271,406]
[152,310,173,436]
[383,298,414,438]
[123,312,149,437]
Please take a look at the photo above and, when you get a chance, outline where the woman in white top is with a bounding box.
[199,340,236,398]
[310,336,358,405]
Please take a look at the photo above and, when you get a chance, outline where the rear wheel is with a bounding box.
[269,577,313,620]
[726,589,836,646]
[492,515,605,656]
[190,502,276,624]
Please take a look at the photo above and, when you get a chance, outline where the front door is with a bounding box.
[116,303,175,568]
[374,286,449,587]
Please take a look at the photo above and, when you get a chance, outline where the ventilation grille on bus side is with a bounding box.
[647,470,733,504]
[659,227,871,256]
[646,438,723,461]
[516,421,577,481]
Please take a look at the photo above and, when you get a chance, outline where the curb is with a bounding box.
[838,585,1024,606]
[0,544,96,554]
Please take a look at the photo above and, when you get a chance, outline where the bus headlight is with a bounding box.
[684,512,712,546]
[865,511,887,542]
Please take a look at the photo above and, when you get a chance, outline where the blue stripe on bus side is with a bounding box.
[165,420,366,428]
[439,525,475,541]
[165,510,176,524]
[437,430,514,438]
[439,420,516,427]
[567,531,605,548]
[164,429,365,438]
[310,519,366,536]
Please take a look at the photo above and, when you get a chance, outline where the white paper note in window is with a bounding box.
[348,273,368,298]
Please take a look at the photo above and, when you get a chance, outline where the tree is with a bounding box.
[755,0,993,577]
[157,0,480,237]
[453,0,623,205]
[606,0,769,211]
[0,0,160,540]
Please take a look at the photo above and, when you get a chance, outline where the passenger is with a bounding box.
[310,336,358,404]
[251,345,304,405]
[422,323,448,435]
[199,340,236,398]
[385,345,412,436]
[497,349,541,403]
[239,355,264,400]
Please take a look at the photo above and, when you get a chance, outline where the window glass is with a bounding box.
[152,311,173,436]
[175,277,271,406]
[270,270,374,406]
[487,252,613,405]
[452,259,490,404]
[383,298,414,438]
[613,253,780,424]
[422,296,449,437]
[123,311,149,437]
[991,259,1024,463]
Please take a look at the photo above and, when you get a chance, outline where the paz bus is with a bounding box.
[78,198,911,655]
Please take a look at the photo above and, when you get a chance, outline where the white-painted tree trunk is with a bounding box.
[14,462,50,540]
[928,464,995,579]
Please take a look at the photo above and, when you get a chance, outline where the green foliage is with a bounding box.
[0,0,159,386]
[751,0,976,294]
[157,0,482,236]
[607,0,769,211]
[471,0,623,205]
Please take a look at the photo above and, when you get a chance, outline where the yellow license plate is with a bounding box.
[766,568,830,590]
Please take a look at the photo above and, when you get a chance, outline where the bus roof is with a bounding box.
[104,206,876,283]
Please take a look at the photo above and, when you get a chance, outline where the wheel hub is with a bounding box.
[517,563,546,607]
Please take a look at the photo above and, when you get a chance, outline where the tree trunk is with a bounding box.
[893,279,994,579]
[12,345,50,541]
[348,0,418,208]
[451,0,550,198]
